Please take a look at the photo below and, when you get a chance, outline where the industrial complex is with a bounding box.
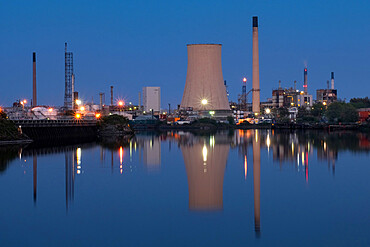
[3,16,366,126]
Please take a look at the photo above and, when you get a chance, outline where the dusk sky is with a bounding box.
[1,0,369,108]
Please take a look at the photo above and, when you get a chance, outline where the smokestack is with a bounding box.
[278,80,281,89]
[99,93,103,110]
[252,16,260,114]
[303,67,308,95]
[294,80,297,90]
[331,72,334,89]
[32,52,37,107]
[110,86,113,106]
[138,92,141,111]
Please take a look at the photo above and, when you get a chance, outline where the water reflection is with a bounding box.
[180,135,229,210]
[0,130,369,244]
[252,130,261,236]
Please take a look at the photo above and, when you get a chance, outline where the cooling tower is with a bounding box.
[180,44,230,111]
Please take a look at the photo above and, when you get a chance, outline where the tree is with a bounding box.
[311,103,326,117]
[350,97,370,109]
[326,102,358,123]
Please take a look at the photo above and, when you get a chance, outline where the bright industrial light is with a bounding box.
[209,111,215,115]
[76,99,82,105]
[201,99,208,105]
[95,113,101,118]
[80,106,85,111]
[118,101,124,106]
[265,108,271,114]
[23,100,27,104]
[243,77,247,82]
[48,108,53,112]
[75,113,81,119]
[323,102,327,106]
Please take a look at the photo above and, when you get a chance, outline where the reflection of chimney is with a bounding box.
[33,154,37,203]
[252,16,260,113]
[303,68,308,94]
[32,52,37,107]
[110,86,113,106]
[253,130,261,236]
[331,72,334,89]
[182,139,229,210]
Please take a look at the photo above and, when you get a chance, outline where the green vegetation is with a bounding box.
[100,114,129,126]
[350,97,370,109]
[326,102,358,123]
[0,119,23,141]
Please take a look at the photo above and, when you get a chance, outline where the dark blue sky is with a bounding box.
[1,0,369,108]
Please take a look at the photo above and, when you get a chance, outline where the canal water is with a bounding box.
[0,130,369,246]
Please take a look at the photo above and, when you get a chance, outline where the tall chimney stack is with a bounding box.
[32,52,37,107]
[110,86,113,106]
[331,72,334,89]
[278,80,281,89]
[294,80,297,90]
[303,67,308,95]
[252,16,260,114]
[138,92,141,111]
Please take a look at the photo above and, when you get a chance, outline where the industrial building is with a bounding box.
[180,44,231,118]
[143,86,161,113]
[316,72,338,105]
[272,81,313,108]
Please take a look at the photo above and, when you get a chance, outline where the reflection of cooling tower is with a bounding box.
[182,141,229,210]
[181,44,230,111]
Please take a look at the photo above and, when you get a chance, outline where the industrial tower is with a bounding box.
[64,43,74,110]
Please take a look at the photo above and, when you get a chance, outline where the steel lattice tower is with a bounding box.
[64,43,74,109]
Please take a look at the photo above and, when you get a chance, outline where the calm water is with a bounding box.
[0,130,369,247]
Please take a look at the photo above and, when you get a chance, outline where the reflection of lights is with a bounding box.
[120,165,122,169]
[301,152,305,165]
[210,136,215,147]
[77,170,81,174]
[201,99,208,105]
[244,155,248,180]
[297,153,300,166]
[255,130,259,143]
[291,142,294,155]
[323,142,327,151]
[76,148,81,165]
[266,134,270,150]
[202,145,207,163]
[119,146,123,165]
[129,141,132,160]
[77,166,81,169]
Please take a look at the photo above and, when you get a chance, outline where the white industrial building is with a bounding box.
[143,87,161,113]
